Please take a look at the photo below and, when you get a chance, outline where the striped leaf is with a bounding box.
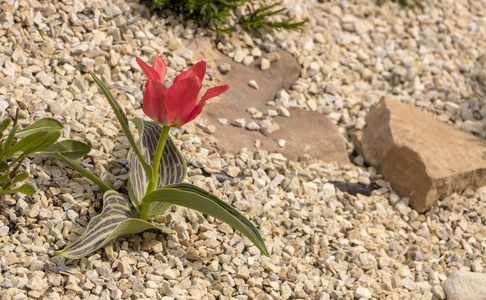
[57,190,171,259]
[128,117,187,213]
[142,183,270,257]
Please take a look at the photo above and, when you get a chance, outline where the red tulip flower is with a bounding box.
[136,54,230,127]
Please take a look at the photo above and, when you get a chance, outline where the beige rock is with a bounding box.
[261,58,270,70]
[355,97,486,212]
[442,271,486,300]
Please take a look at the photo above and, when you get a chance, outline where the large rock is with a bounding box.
[442,271,486,300]
[183,37,349,165]
[354,97,486,212]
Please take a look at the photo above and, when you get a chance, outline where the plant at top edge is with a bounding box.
[0,111,90,197]
[146,0,306,34]
[387,0,422,8]
[54,54,270,259]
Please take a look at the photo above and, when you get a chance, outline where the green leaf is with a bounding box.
[12,172,28,184]
[0,118,11,132]
[143,183,270,257]
[89,71,152,180]
[4,131,49,157]
[15,118,63,137]
[0,173,8,185]
[55,150,112,193]
[128,118,186,212]
[0,182,36,196]
[4,118,63,157]
[3,124,19,154]
[39,140,91,160]
[5,129,61,157]
[57,190,171,259]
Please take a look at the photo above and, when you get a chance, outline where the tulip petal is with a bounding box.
[200,84,230,103]
[152,54,167,81]
[165,77,202,126]
[142,80,173,126]
[137,57,161,82]
[183,84,231,125]
[173,60,206,85]
[183,101,206,126]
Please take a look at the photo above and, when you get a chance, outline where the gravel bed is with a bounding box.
[0,0,485,299]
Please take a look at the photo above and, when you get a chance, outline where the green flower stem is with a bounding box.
[139,125,171,220]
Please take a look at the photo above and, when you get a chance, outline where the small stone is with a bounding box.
[203,124,216,134]
[224,166,240,178]
[246,122,261,131]
[145,288,157,298]
[106,4,122,17]
[248,80,259,90]
[267,109,278,117]
[265,52,280,62]
[261,43,277,53]
[28,290,41,299]
[307,99,318,111]
[231,118,246,128]
[432,285,446,300]
[355,286,372,299]
[281,283,292,298]
[1,253,19,266]
[247,107,258,115]
[326,83,340,95]
[218,63,231,74]
[251,47,262,57]
[18,76,31,85]
[27,275,44,290]
[217,118,227,125]
[168,37,181,50]
[261,58,270,70]
[262,261,279,273]
[277,106,291,117]
[234,50,246,63]
[67,210,79,222]
[49,102,64,115]
[162,268,177,280]
[236,266,250,279]
[277,139,286,148]
[243,56,254,66]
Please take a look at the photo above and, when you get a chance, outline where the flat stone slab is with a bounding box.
[183,37,349,165]
[354,97,486,212]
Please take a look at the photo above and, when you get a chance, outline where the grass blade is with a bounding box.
[56,150,112,193]
[89,71,153,180]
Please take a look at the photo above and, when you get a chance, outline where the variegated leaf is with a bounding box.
[57,190,171,259]
[128,118,187,213]
[143,183,270,257]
